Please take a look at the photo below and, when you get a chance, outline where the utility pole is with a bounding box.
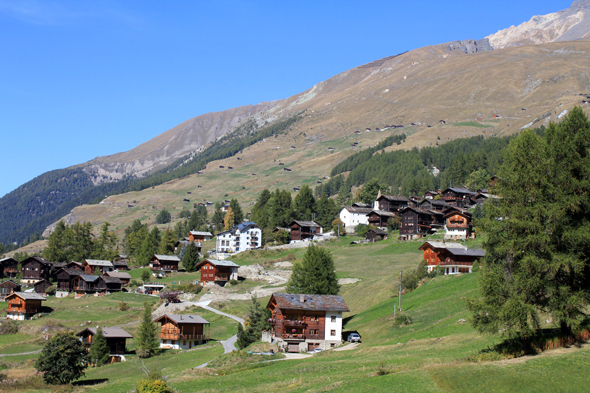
[399,271,402,312]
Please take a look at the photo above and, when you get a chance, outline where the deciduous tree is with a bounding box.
[35,332,89,385]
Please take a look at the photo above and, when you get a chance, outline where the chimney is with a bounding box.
[180,315,182,320]
[300,294,305,303]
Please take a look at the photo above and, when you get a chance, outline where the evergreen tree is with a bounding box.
[286,244,340,295]
[136,302,159,358]
[236,323,251,349]
[155,209,171,224]
[268,189,293,227]
[224,207,235,231]
[229,198,243,225]
[468,108,590,340]
[138,233,157,266]
[43,221,70,262]
[88,327,110,367]
[212,203,225,232]
[35,331,89,385]
[69,222,95,262]
[95,222,119,261]
[182,242,200,272]
[293,185,316,221]
[158,229,176,255]
[315,195,339,231]
[361,178,385,204]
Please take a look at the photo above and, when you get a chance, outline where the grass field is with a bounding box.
[2,235,588,392]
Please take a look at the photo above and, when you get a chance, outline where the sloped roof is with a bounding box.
[101,276,122,284]
[189,231,213,237]
[152,254,181,262]
[60,268,83,276]
[198,259,239,268]
[78,274,100,282]
[443,187,476,195]
[8,292,46,300]
[23,256,51,266]
[290,220,323,228]
[270,293,350,312]
[0,257,17,264]
[443,207,472,217]
[106,271,132,280]
[343,206,373,214]
[445,248,486,257]
[154,314,210,325]
[419,241,467,250]
[0,279,20,287]
[85,259,114,267]
[378,194,410,202]
[368,209,395,217]
[77,327,133,339]
[367,228,388,236]
[236,222,260,231]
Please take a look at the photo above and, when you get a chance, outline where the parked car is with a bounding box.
[313,348,322,353]
[348,333,361,343]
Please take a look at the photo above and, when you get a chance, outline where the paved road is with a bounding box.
[193,300,244,355]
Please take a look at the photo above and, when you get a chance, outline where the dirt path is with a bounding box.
[0,349,42,357]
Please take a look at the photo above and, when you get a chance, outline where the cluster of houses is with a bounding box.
[340,186,496,241]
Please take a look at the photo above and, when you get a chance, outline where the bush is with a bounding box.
[155,209,171,224]
[354,224,370,237]
[136,369,173,393]
[387,217,401,231]
[401,271,418,291]
[119,302,129,311]
[375,362,390,376]
[130,279,141,287]
[393,312,412,327]
[45,285,57,296]
[0,320,19,335]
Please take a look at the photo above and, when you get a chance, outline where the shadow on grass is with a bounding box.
[73,378,109,386]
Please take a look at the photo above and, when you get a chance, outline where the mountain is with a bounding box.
[2,1,590,246]
[487,0,590,48]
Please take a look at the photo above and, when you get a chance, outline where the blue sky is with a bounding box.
[0,0,570,197]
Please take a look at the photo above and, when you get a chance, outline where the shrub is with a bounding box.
[119,302,129,311]
[393,312,412,327]
[375,362,390,376]
[45,285,57,296]
[401,271,418,291]
[0,320,19,335]
[229,279,238,286]
[130,279,141,287]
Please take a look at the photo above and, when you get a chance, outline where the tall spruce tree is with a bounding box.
[293,185,316,221]
[182,242,200,272]
[229,199,243,225]
[136,302,159,358]
[286,244,340,295]
[467,107,590,340]
[88,327,110,366]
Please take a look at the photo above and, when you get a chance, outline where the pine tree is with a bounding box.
[158,229,176,255]
[136,302,159,358]
[88,327,110,366]
[229,199,243,225]
[182,242,200,272]
[286,244,340,295]
[42,221,70,263]
[293,185,316,221]
[212,203,225,232]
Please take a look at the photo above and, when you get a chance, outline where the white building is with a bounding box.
[216,221,262,255]
[338,206,372,233]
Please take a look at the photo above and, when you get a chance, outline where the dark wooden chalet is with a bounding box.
[83,259,114,275]
[113,260,129,271]
[72,274,102,296]
[21,256,53,284]
[0,257,20,279]
[150,254,180,274]
[266,293,350,352]
[441,187,476,208]
[289,220,323,242]
[195,259,239,285]
[417,199,452,212]
[443,207,473,240]
[154,314,210,349]
[56,268,82,292]
[6,292,46,320]
[399,207,444,240]
[424,190,439,199]
[101,276,122,292]
[0,279,21,300]
[105,271,132,286]
[34,279,52,295]
[366,228,388,242]
[77,327,133,355]
[374,191,411,213]
[188,231,213,242]
[366,210,395,229]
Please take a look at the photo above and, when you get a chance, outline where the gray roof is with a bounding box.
[85,259,114,267]
[10,292,46,300]
[153,254,181,262]
[60,268,83,276]
[420,241,467,250]
[77,327,133,339]
[0,257,17,263]
[199,259,239,268]
[154,314,210,325]
[271,293,350,312]
[343,206,373,214]
[189,231,213,237]
[106,271,132,280]
[291,220,323,228]
[368,209,396,217]
[79,274,100,282]
[445,248,486,257]
[378,194,410,202]
[101,276,122,284]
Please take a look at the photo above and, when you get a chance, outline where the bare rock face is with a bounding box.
[487,0,590,49]
[446,39,493,54]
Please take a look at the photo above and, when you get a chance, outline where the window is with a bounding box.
[331,316,336,322]
[309,315,319,322]
[330,330,336,336]
[309,329,319,335]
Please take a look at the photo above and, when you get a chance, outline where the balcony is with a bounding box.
[160,329,207,340]
[215,275,230,281]
[281,333,305,340]
[283,320,307,327]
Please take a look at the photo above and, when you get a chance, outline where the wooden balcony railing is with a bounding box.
[281,333,305,340]
[215,275,229,281]
[160,330,207,340]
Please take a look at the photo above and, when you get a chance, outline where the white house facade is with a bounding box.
[216,222,262,255]
[339,206,372,233]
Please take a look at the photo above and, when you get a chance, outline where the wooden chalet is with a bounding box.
[399,207,444,240]
[150,254,180,275]
[48,263,66,281]
[143,282,166,295]
[0,279,21,300]
[56,268,82,292]
[77,327,133,355]
[188,231,213,242]
[289,220,323,242]
[113,260,129,271]
[365,228,388,242]
[265,293,350,352]
[443,207,473,239]
[6,292,46,320]
[441,187,476,208]
[72,274,102,297]
[373,191,411,213]
[83,259,114,275]
[34,279,52,295]
[438,248,485,275]
[21,256,52,284]
[195,259,239,286]
[101,276,122,292]
[424,190,439,199]
[366,210,395,229]
[154,314,210,349]
[419,241,467,273]
[105,271,132,286]
[0,257,20,279]
[417,199,452,212]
